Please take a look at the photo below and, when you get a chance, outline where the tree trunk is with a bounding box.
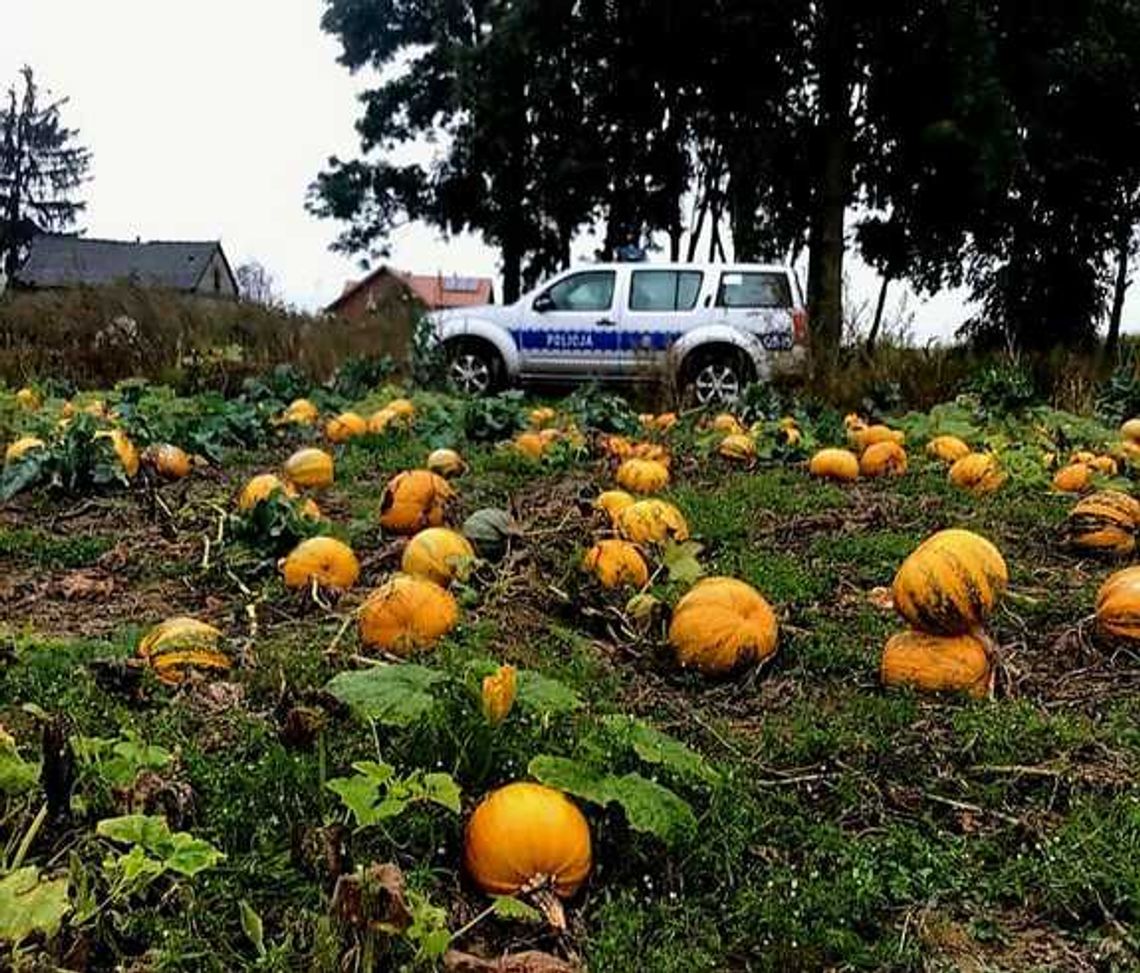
[1106,222,1133,360]
[865,275,891,354]
[501,240,522,304]
[806,2,854,360]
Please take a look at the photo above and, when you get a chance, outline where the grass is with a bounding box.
[1,389,1138,971]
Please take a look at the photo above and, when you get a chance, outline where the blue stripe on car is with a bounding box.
[508,330,684,352]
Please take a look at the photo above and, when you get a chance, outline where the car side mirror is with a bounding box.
[533,294,555,313]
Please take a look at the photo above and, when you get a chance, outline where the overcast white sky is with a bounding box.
[3,0,1137,342]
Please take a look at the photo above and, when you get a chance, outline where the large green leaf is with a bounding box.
[515,671,582,715]
[0,867,71,944]
[527,755,696,846]
[601,715,719,785]
[97,814,171,848]
[324,664,446,726]
[162,832,226,877]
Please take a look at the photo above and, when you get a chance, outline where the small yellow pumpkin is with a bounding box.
[379,470,456,533]
[97,429,139,478]
[1120,419,1140,443]
[880,629,991,698]
[948,453,1006,494]
[1089,455,1118,477]
[238,473,297,510]
[145,444,192,480]
[1095,566,1140,641]
[594,489,636,526]
[926,436,971,464]
[1070,450,1097,466]
[284,447,335,489]
[1053,463,1093,494]
[615,458,670,494]
[385,398,416,420]
[859,441,907,477]
[808,448,860,482]
[718,434,757,462]
[892,529,1008,635]
[582,539,649,589]
[5,436,46,464]
[464,782,592,898]
[358,573,459,655]
[326,411,368,443]
[617,499,690,544]
[401,527,476,586]
[844,412,867,431]
[711,413,744,436]
[528,406,557,429]
[852,424,905,451]
[138,616,231,686]
[599,434,634,459]
[628,442,671,466]
[426,448,466,478]
[280,537,361,592]
[514,431,547,460]
[15,387,41,411]
[653,412,677,432]
[279,398,319,425]
[668,576,778,675]
[367,407,400,434]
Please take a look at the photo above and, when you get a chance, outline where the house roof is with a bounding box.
[326,266,494,314]
[15,234,232,291]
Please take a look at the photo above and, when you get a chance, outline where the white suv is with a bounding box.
[430,262,807,404]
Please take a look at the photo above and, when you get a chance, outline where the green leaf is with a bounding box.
[418,772,462,813]
[351,760,395,784]
[662,539,706,584]
[326,775,383,828]
[0,730,39,795]
[239,900,267,958]
[515,671,582,715]
[97,814,172,849]
[0,868,71,945]
[162,832,226,877]
[104,844,165,888]
[601,715,719,785]
[605,773,697,843]
[325,664,446,726]
[491,895,543,923]
[405,891,451,959]
[527,755,614,806]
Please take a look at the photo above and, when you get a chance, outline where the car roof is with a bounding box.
[578,262,791,273]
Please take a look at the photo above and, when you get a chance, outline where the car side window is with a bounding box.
[716,272,791,309]
[629,270,704,311]
[539,271,615,312]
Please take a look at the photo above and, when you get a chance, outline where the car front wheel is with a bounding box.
[445,341,503,396]
[684,350,753,406]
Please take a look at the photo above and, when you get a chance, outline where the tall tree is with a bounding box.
[235,259,280,307]
[0,67,92,277]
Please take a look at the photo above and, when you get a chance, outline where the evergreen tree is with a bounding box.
[0,67,92,277]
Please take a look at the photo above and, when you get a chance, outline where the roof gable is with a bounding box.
[15,234,230,291]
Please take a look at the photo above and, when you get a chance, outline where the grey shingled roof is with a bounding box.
[15,234,223,291]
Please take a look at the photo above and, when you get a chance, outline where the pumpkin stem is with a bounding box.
[529,888,566,932]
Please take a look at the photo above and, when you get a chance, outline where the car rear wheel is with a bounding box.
[684,349,753,407]
[446,341,503,396]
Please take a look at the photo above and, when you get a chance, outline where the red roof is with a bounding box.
[326,266,494,314]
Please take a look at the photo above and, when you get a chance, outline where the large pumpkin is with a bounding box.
[808,448,859,482]
[948,453,1005,494]
[1052,463,1093,494]
[859,441,907,478]
[401,528,476,586]
[615,458,670,494]
[5,436,46,464]
[426,448,466,478]
[379,470,456,534]
[880,630,991,698]
[892,529,1008,635]
[144,444,192,480]
[280,537,360,592]
[1064,490,1140,555]
[326,412,367,443]
[617,499,690,544]
[1095,566,1140,641]
[239,473,296,511]
[464,782,592,898]
[668,577,778,675]
[926,436,971,464]
[594,489,636,526]
[358,574,459,655]
[138,616,230,686]
[284,448,335,489]
[582,539,649,589]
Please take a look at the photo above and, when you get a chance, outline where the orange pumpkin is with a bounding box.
[1065,490,1140,555]
[528,406,557,429]
[859,441,907,477]
[426,448,466,478]
[326,412,368,443]
[852,424,905,451]
[880,629,991,698]
[514,431,547,459]
[711,413,744,436]
[15,387,41,411]
[464,782,592,898]
[1121,419,1140,443]
[385,398,416,420]
[1095,566,1140,641]
[668,576,778,675]
[5,436,46,464]
[582,539,649,589]
[615,458,670,494]
[948,452,1006,494]
[617,499,690,544]
[239,473,296,510]
[138,616,231,686]
[358,574,459,655]
[280,537,360,592]
[808,448,860,482]
[926,436,971,464]
[284,448,334,489]
[367,407,400,434]
[97,429,139,478]
[401,528,476,586]
[718,434,757,462]
[379,470,456,534]
[144,444,192,480]
[892,529,1007,635]
[594,489,636,526]
[1053,463,1093,494]
[279,398,319,425]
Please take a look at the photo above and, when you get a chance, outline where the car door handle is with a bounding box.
[595,318,617,327]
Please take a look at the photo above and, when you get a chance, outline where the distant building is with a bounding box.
[326,267,494,321]
[14,233,238,298]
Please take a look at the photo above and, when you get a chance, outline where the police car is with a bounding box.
[431,262,807,405]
